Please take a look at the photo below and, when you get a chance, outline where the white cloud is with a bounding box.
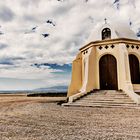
[0,0,139,90]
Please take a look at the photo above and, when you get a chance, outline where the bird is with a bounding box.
[137,29,140,37]
[32,26,38,31]
[129,21,132,26]
[113,0,120,10]
[46,20,55,26]
[113,0,119,4]
[24,26,38,34]
[42,33,50,38]
[137,32,140,37]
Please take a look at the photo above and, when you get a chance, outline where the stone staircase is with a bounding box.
[63,90,140,108]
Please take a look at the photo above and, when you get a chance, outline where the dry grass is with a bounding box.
[0,94,140,140]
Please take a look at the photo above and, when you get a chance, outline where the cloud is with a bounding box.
[0,0,139,90]
[0,6,15,22]
[0,43,8,49]
[31,63,71,73]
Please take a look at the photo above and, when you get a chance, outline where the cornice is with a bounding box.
[80,38,140,52]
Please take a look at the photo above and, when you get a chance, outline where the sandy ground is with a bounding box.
[0,94,140,140]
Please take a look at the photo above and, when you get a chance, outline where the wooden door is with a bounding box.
[129,54,140,84]
[99,54,118,90]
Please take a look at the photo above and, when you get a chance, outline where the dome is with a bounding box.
[86,21,138,43]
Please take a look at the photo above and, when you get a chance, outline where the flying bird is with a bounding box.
[113,0,120,10]
[113,0,119,4]
[46,20,55,26]
[42,33,49,38]
[25,26,38,34]
[129,21,132,26]
[137,32,140,37]
[32,26,38,31]
[137,29,140,37]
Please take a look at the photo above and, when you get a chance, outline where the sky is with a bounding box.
[0,0,139,90]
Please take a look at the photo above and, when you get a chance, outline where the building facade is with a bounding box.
[68,21,140,103]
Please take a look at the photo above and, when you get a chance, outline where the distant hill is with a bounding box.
[33,86,68,93]
[0,86,68,94]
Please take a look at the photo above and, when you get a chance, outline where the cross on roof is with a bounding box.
[104,18,107,24]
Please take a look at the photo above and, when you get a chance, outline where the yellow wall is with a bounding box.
[67,53,82,97]
[68,41,140,97]
[85,47,96,92]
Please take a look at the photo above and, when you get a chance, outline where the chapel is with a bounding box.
[67,20,140,104]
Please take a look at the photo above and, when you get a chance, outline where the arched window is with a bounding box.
[102,28,111,40]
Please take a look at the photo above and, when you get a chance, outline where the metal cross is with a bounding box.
[104,18,107,24]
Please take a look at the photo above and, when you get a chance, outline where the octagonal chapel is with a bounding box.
[68,21,140,104]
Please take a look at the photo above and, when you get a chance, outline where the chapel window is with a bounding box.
[102,28,111,40]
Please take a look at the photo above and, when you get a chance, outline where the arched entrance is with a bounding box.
[99,54,118,90]
[129,54,140,84]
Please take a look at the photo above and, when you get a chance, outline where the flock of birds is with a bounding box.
[0,0,138,39]
[0,19,56,38]
[24,19,56,38]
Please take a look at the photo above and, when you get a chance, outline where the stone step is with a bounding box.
[63,103,140,109]
[63,90,138,108]
[83,98,131,101]
[83,97,131,99]
[75,101,135,104]
[75,98,134,102]
[67,102,137,106]
[82,98,133,102]
[91,91,124,93]
[79,101,133,104]
[83,96,130,98]
[87,95,128,98]
[84,95,129,98]
[87,93,128,96]
[90,91,125,94]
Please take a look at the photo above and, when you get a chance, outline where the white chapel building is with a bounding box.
[67,20,140,104]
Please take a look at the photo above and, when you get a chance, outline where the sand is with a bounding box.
[0,94,140,140]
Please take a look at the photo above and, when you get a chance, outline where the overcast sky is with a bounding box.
[0,0,139,90]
